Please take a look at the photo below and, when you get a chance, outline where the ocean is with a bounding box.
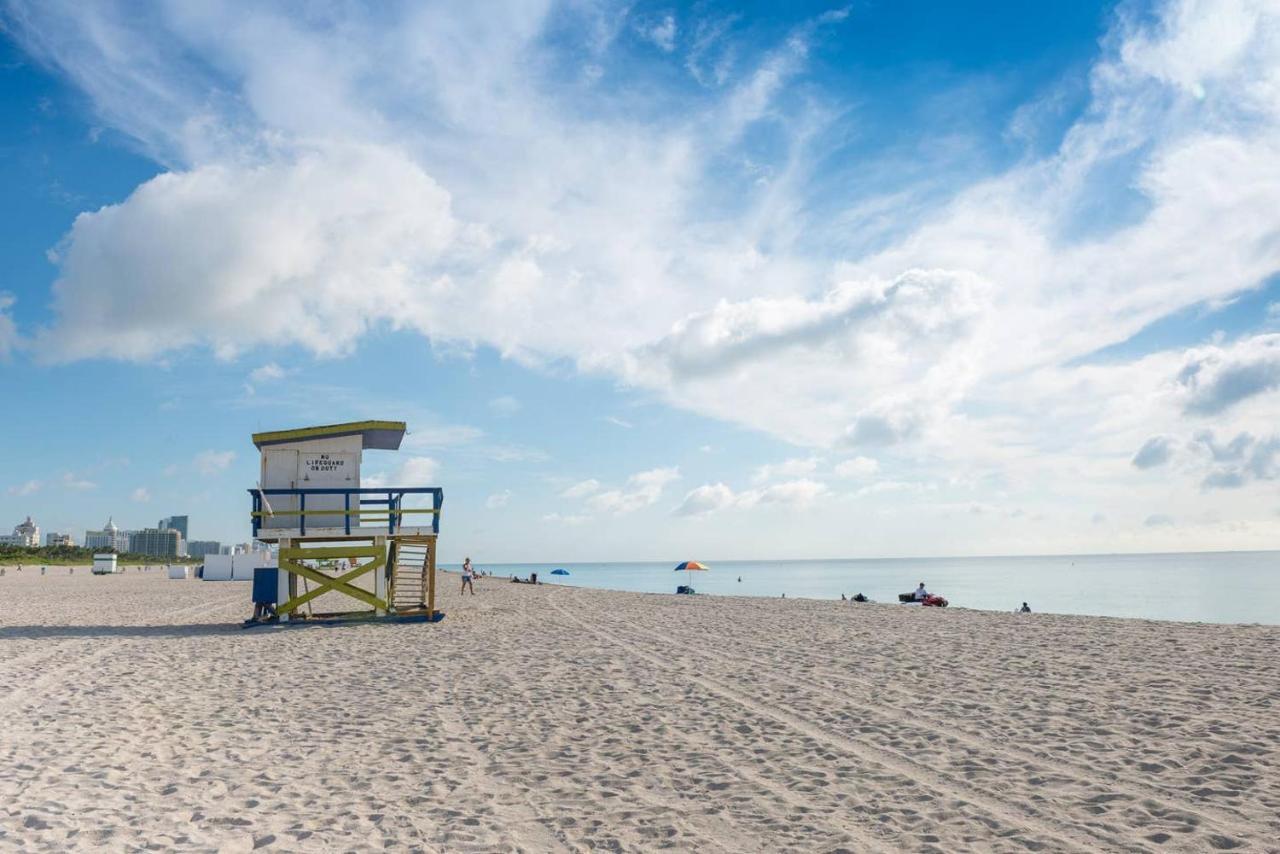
[464,551,1280,625]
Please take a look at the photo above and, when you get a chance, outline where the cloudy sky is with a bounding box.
[2,0,1279,561]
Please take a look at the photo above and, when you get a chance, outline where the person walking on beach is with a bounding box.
[461,557,476,595]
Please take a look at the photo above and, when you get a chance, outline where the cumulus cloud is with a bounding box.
[587,466,680,514]
[364,455,440,489]
[193,450,236,475]
[1191,430,1280,490]
[7,479,41,496]
[35,144,462,361]
[560,479,601,499]
[674,483,736,517]
[1132,435,1175,469]
[1176,334,1280,415]
[674,478,828,516]
[752,456,819,483]
[485,489,512,508]
[249,362,286,384]
[131,487,151,503]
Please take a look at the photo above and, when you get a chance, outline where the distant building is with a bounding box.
[129,527,181,557]
[187,540,221,558]
[0,516,40,547]
[84,517,130,552]
[45,532,75,547]
[158,515,189,541]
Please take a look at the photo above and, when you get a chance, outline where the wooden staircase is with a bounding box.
[389,538,431,612]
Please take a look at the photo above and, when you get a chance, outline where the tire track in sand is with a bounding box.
[0,591,245,715]
[603,603,1275,843]
[548,590,1141,854]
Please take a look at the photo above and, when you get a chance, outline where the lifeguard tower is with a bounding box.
[246,420,443,624]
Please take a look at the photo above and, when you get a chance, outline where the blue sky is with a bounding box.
[2,0,1280,561]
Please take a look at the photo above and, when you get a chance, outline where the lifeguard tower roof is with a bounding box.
[251,420,406,451]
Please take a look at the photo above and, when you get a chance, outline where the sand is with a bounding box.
[1,568,1277,853]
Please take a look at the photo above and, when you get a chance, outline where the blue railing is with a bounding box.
[249,487,443,537]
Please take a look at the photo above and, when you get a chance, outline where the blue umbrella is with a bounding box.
[551,568,570,575]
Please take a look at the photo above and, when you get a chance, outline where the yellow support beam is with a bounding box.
[276,556,388,615]
[427,539,436,619]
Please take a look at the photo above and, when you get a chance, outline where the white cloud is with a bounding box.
[7,479,41,496]
[560,479,601,499]
[0,292,20,359]
[131,487,151,503]
[834,456,879,478]
[674,482,736,516]
[489,395,521,416]
[485,489,512,509]
[60,472,96,491]
[754,478,828,507]
[1191,430,1280,490]
[249,362,286,384]
[33,144,462,362]
[675,478,828,516]
[193,450,236,475]
[399,456,440,484]
[587,466,680,515]
[603,415,633,428]
[364,455,440,489]
[752,456,819,483]
[1175,334,1280,415]
[638,13,677,52]
[609,268,991,447]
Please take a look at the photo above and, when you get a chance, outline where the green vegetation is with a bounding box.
[0,545,202,565]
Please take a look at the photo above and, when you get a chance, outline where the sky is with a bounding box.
[2,0,1280,562]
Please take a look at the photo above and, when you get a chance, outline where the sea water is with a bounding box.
[464,551,1280,625]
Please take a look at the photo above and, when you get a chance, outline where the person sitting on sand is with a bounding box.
[1019,602,1031,613]
[913,581,928,601]
[841,593,847,601]
[461,557,476,595]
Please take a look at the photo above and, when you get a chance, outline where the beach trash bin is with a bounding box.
[252,567,279,604]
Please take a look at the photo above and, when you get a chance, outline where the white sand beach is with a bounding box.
[1,569,1277,852]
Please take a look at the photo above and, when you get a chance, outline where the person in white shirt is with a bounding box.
[461,557,476,595]
[914,582,928,601]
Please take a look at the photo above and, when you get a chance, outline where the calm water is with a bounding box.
[461,551,1280,625]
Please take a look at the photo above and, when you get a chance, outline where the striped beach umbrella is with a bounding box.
[674,560,708,591]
